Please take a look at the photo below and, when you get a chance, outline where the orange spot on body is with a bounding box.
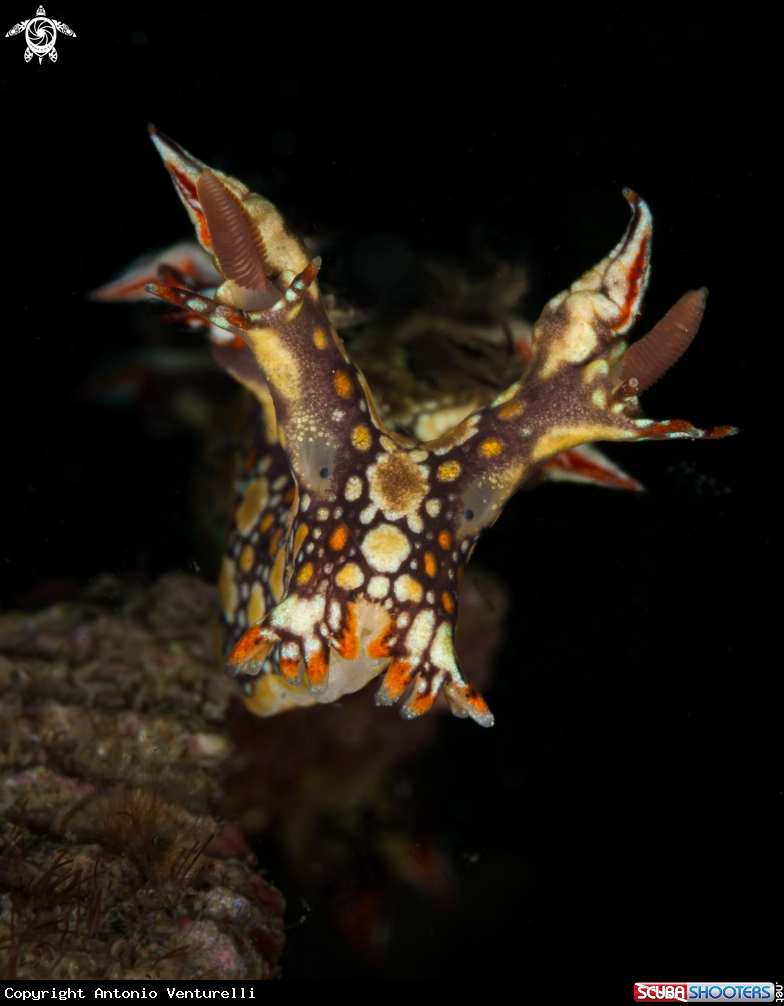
[442,591,455,613]
[336,603,360,660]
[437,460,461,482]
[293,522,309,557]
[305,648,329,688]
[269,547,287,602]
[479,439,502,458]
[260,513,274,533]
[313,328,328,349]
[297,562,314,585]
[424,552,437,577]
[333,370,353,399]
[280,655,301,681]
[367,617,394,659]
[329,524,349,550]
[379,660,413,700]
[227,627,271,668]
[219,557,239,620]
[240,545,254,573]
[269,526,284,557]
[237,478,269,536]
[462,685,490,715]
[243,448,258,472]
[247,582,265,626]
[438,530,452,550]
[406,689,437,717]
[352,424,372,451]
[497,400,523,420]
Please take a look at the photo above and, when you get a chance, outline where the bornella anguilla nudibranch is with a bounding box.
[99,127,736,728]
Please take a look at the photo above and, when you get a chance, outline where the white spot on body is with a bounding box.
[592,388,607,408]
[367,575,390,599]
[345,476,363,501]
[335,562,365,590]
[405,609,436,657]
[272,592,327,639]
[282,642,301,662]
[361,523,412,573]
[430,621,459,674]
[584,359,609,384]
[394,574,423,603]
[360,504,378,524]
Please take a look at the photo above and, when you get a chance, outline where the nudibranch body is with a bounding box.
[113,129,736,727]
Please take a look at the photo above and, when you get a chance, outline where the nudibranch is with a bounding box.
[132,128,735,727]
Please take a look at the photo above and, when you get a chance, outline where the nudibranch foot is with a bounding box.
[141,132,735,726]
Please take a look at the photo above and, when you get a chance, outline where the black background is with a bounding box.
[1,3,776,979]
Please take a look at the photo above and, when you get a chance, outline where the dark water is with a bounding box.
[2,5,774,978]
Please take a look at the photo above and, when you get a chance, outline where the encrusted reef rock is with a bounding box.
[0,574,284,979]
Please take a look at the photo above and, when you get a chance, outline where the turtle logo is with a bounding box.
[5,5,76,63]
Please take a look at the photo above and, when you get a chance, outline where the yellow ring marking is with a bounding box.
[437,460,461,482]
[479,438,503,458]
[297,562,314,585]
[334,370,353,399]
[352,424,372,451]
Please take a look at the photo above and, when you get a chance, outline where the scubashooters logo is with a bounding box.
[634,984,776,1002]
[5,6,76,63]
[2,988,258,1000]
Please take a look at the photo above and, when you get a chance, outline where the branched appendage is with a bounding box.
[146,134,736,726]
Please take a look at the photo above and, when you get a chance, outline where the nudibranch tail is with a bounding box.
[143,133,735,727]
